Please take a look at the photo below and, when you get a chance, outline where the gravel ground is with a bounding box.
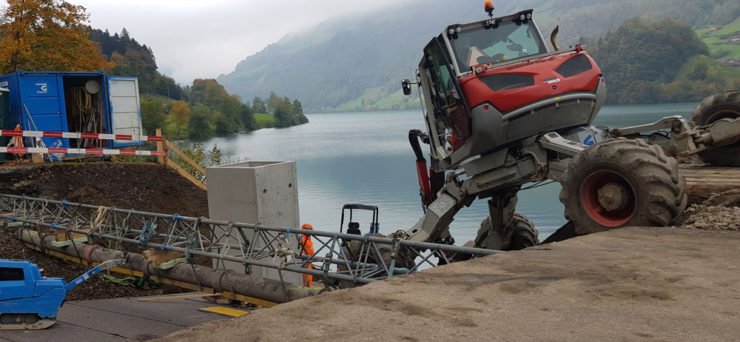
[680,189,740,231]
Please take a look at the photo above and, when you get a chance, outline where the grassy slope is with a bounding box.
[254,113,275,128]
[696,17,740,59]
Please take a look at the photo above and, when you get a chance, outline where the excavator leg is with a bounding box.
[474,191,538,250]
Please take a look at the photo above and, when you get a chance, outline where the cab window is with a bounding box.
[424,38,469,139]
[451,19,547,71]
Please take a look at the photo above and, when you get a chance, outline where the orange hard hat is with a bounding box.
[301,223,313,230]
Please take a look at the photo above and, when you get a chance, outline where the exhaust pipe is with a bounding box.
[550,25,560,51]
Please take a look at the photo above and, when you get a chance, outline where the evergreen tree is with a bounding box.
[252,97,267,113]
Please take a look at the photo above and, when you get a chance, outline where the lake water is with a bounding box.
[200,102,697,244]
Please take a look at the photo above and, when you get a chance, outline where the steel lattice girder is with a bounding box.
[0,194,501,284]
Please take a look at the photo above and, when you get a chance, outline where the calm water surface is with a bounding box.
[201,102,697,243]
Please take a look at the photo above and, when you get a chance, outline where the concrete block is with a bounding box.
[207,161,301,285]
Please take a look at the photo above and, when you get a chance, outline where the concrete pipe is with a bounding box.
[15,228,316,304]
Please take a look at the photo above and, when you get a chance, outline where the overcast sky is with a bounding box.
[64,0,400,84]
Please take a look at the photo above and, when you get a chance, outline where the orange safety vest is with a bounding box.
[300,223,315,288]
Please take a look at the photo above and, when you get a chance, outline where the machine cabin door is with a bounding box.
[423,38,470,139]
[108,77,143,147]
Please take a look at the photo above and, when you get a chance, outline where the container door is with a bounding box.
[19,75,68,148]
[108,77,143,147]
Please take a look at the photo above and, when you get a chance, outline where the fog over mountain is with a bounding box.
[218,0,738,112]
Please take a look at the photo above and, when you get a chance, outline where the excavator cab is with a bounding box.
[405,8,604,173]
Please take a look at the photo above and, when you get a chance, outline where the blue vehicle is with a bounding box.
[0,257,126,329]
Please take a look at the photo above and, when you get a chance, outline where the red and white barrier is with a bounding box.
[0,129,163,142]
[0,146,165,156]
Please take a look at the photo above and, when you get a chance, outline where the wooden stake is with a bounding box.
[156,128,166,165]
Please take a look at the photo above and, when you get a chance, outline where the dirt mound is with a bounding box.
[0,162,208,300]
[0,163,208,216]
[679,189,740,231]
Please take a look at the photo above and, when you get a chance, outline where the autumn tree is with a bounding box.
[0,0,115,74]
[169,100,191,138]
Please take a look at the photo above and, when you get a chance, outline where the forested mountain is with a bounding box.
[589,17,739,104]
[87,29,307,139]
[88,28,184,100]
[218,0,739,111]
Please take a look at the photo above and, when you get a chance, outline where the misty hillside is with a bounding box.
[218,0,738,112]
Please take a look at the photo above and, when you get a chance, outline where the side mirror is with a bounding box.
[402,79,412,96]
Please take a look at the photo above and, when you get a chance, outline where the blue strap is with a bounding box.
[286,226,292,238]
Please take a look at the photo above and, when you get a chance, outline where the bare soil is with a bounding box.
[0,163,208,216]
[0,163,208,300]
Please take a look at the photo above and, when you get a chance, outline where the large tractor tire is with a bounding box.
[559,138,686,235]
[475,213,538,250]
[690,90,740,166]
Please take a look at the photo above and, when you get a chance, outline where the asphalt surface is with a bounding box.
[0,294,245,341]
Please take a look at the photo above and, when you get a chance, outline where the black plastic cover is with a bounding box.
[480,74,534,91]
[556,54,592,78]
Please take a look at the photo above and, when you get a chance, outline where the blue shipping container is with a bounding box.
[0,70,143,149]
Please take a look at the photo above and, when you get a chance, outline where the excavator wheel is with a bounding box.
[337,233,416,288]
[509,214,539,250]
[560,138,686,235]
[690,90,740,166]
[475,213,538,250]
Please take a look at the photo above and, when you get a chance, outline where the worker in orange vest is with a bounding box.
[300,223,315,288]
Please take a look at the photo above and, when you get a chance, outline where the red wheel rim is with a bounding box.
[579,170,636,227]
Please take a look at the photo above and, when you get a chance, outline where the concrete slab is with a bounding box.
[0,293,241,341]
[0,321,125,342]
[70,296,226,327]
[58,302,185,339]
